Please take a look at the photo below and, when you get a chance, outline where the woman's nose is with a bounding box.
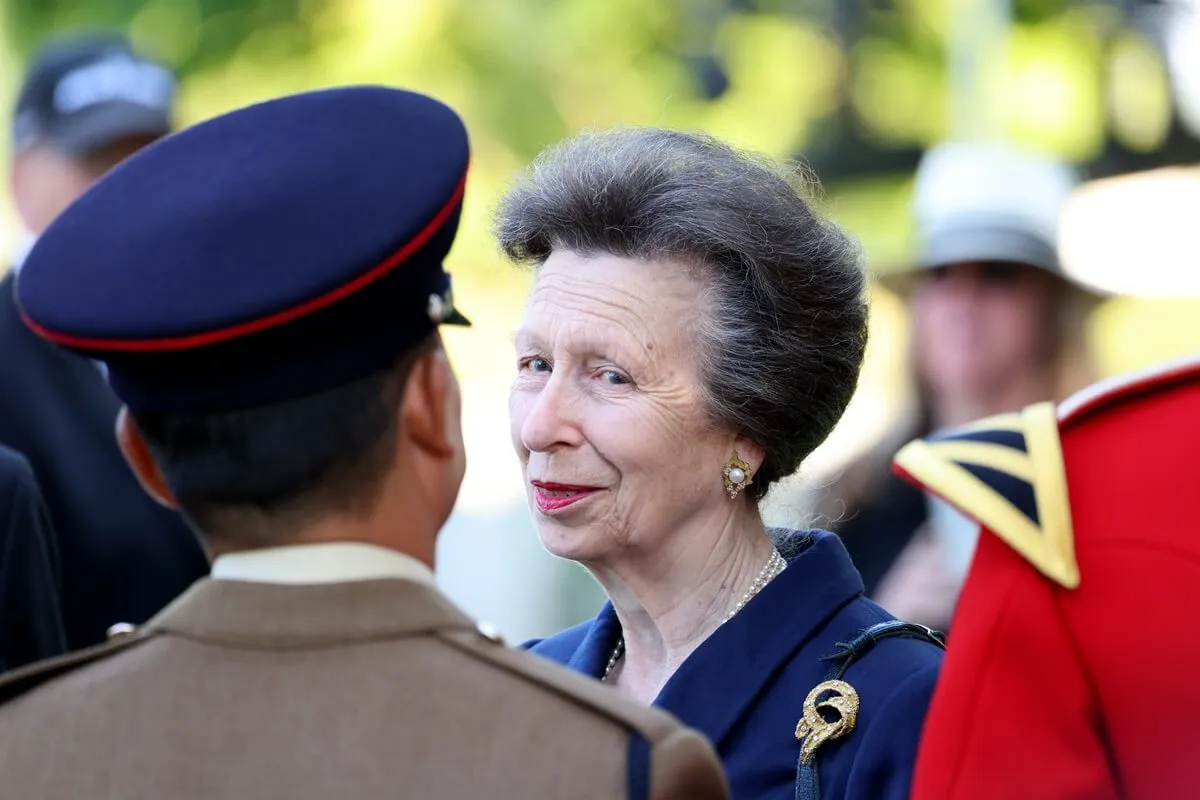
[519,375,583,453]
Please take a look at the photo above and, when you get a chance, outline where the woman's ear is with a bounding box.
[721,436,767,501]
[731,436,766,477]
[115,407,180,509]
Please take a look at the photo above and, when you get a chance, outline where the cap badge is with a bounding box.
[427,289,455,323]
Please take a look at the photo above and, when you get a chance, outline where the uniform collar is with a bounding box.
[210,541,435,586]
[147,573,475,648]
[569,530,865,749]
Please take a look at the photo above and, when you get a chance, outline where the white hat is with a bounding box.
[912,140,1079,274]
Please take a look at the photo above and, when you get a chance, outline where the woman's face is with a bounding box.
[509,250,742,564]
[910,261,1058,399]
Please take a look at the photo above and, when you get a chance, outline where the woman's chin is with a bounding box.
[535,525,610,564]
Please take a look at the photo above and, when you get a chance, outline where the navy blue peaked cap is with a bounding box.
[17,85,471,414]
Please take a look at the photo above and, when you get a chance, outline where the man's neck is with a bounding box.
[932,371,1058,430]
[208,506,440,572]
[294,527,437,570]
[594,507,777,702]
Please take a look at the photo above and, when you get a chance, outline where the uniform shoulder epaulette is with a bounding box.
[893,402,1078,589]
[1058,355,1200,428]
[435,627,678,742]
[0,626,156,707]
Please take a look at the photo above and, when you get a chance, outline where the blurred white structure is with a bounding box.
[1059,166,1200,297]
[1162,0,1200,138]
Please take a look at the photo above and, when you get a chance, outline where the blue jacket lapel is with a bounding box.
[537,602,622,677]
[530,531,867,754]
[653,532,865,749]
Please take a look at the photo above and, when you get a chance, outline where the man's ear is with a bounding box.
[401,349,457,460]
[9,153,21,201]
[10,150,35,231]
[115,407,179,509]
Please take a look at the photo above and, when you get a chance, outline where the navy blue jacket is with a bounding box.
[526,530,942,799]
[0,275,207,649]
[0,445,66,672]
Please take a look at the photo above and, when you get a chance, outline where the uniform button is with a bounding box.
[476,622,504,644]
[106,622,138,639]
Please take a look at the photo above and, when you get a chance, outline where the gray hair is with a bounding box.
[493,128,868,499]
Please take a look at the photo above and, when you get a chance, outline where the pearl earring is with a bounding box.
[722,451,753,499]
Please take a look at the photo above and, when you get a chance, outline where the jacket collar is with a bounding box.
[210,542,436,586]
[566,531,865,749]
[146,576,477,648]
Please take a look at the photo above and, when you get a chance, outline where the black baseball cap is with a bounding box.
[12,32,176,157]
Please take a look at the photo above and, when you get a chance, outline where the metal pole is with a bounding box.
[947,0,1013,139]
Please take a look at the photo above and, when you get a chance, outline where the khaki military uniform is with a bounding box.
[0,545,727,799]
[0,86,725,799]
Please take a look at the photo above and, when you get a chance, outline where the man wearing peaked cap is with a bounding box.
[0,86,728,800]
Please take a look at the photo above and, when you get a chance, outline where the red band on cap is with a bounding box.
[22,170,468,352]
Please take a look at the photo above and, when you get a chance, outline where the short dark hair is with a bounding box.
[493,128,868,499]
[133,334,438,546]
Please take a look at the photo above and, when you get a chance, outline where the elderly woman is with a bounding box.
[495,128,943,800]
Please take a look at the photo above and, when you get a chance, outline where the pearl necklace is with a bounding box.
[602,549,787,681]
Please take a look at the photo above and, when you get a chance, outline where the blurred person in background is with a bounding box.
[0,445,66,672]
[896,350,1200,799]
[0,32,207,649]
[812,142,1101,631]
[498,128,944,800]
[0,87,728,800]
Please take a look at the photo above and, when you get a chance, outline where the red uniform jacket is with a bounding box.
[893,356,1200,800]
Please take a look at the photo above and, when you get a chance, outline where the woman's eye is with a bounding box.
[524,357,550,372]
[600,369,628,385]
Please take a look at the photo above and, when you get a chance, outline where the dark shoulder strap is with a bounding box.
[627,728,652,800]
[0,628,154,706]
[795,621,945,800]
[439,627,681,800]
[819,620,945,680]
[435,628,679,742]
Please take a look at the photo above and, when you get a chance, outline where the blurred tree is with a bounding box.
[3,0,1190,182]
[0,0,324,72]
[0,0,1193,354]
[801,0,1200,181]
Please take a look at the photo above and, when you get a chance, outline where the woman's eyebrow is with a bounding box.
[512,329,539,349]
[513,326,650,368]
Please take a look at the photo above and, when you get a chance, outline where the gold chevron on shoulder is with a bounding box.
[893,402,1079,589]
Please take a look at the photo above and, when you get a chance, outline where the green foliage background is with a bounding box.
[0,0,1195,418]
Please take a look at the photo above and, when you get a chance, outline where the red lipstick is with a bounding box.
[531,481,600,514]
